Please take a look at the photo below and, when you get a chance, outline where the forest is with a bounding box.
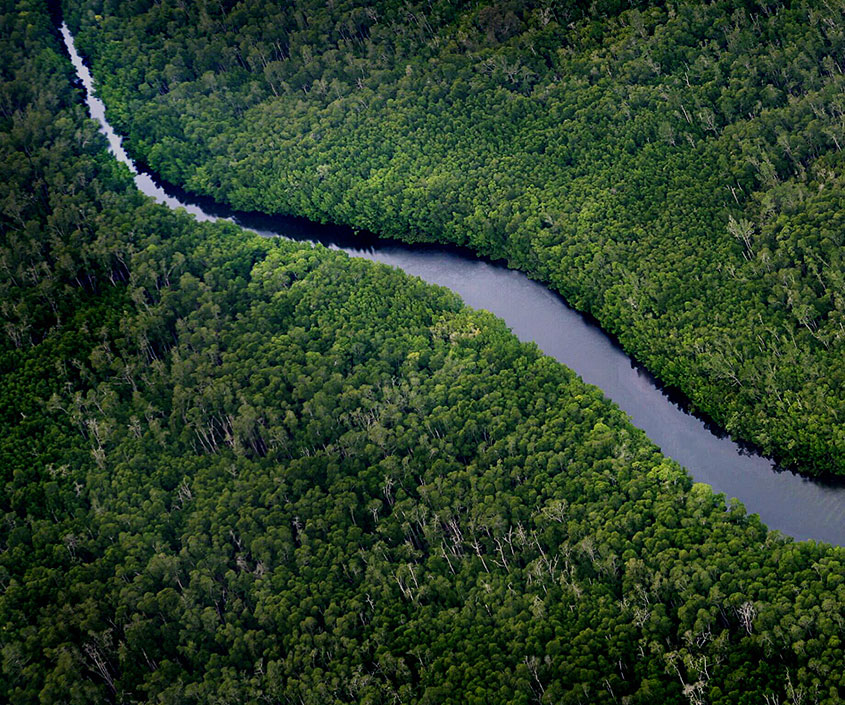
[1,0,844,703]
[62,0,845,476]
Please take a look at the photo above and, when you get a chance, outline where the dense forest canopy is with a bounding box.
[1,1,844,703]
[62,0,845,476]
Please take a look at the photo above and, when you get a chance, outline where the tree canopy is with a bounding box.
[0,2,843,704]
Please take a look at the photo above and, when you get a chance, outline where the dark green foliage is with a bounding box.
[1,2,844,704]
[63,0,845,475]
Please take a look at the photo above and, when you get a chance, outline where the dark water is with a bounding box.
[60,24,845,545]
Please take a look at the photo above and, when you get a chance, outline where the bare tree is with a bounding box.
[737,600,756,635]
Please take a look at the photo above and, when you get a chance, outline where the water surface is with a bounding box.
[61,23,845,545]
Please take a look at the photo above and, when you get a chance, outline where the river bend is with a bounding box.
[60,24,845,545]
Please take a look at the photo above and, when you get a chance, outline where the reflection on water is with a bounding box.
[61,24,845,545]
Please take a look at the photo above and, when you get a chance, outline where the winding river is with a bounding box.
[60,24,845,546]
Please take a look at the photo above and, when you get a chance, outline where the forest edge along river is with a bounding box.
[60,23,845,546]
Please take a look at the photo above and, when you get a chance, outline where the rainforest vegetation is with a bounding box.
[1,0,844,703]
[62,0,845,476]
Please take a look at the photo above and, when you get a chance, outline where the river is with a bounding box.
[60,23,845,545]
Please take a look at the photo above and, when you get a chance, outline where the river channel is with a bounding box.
[60,23,845,545]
